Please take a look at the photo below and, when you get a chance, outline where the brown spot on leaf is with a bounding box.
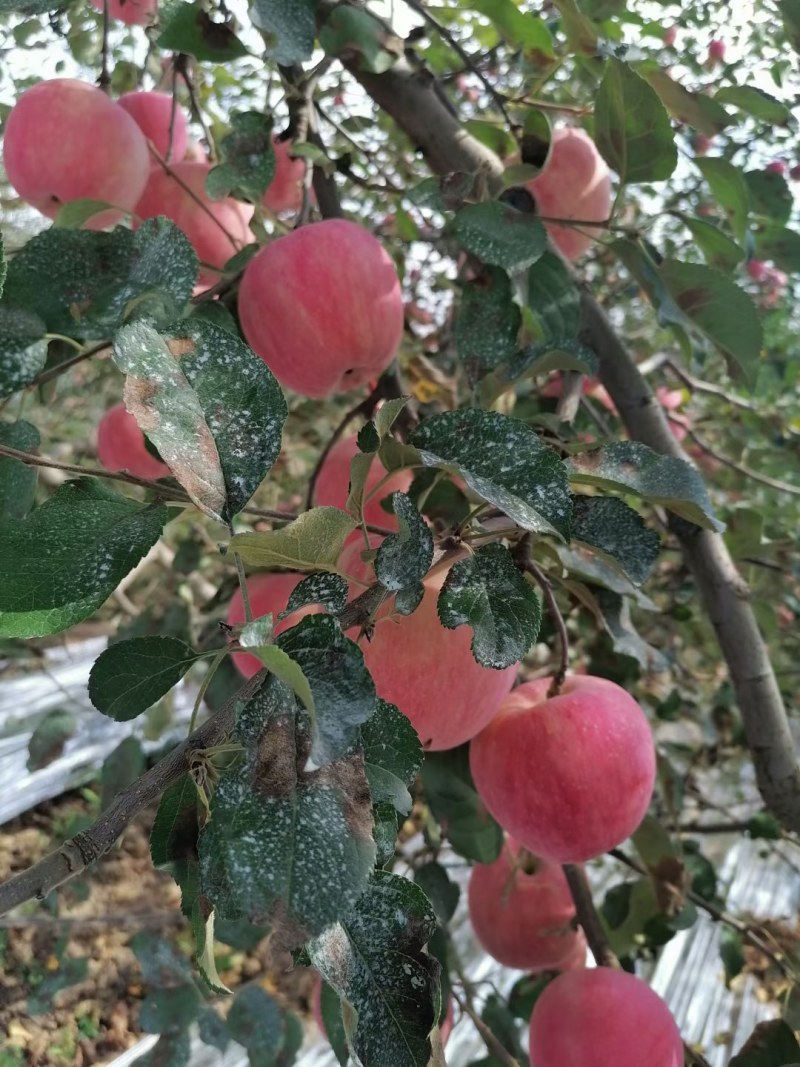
[651,856,689,916]
[124,377,161,434]
[313,752,374,845]
[674,286,711,314]
[252,714,300,800]
[166,337,196,359]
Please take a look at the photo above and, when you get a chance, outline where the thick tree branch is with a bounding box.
[327,2,800,832]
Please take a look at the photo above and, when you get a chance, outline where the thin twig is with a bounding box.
[515,538,569,694]
[563,863,620,968]
[30,340,112,389]
[663,359,754,412]
[451,990,520,1067]
[98,0,111,92]
[679,422,800,497]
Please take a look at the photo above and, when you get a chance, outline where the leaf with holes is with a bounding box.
[0,419,39,518]
[89,636,199,721]
[595,59,677,184]
[455,266,522,385]
[199,678,376,948]
[568,442,723,531]
[309,872,440,1067]
[0,479,169,638]
[572,496,660,587]
[230,508,356,571]
[412,409,572,538]
[438,544,542,669]
[206,111,276,202]
[375,493,433,592]
[450,200,547,272]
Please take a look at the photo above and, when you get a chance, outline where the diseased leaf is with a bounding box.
[230,508,356,571]
[89,636,198,721]
[361,699,423,817]
[375,493,434,592]
[206,111,276,202]
[412,409,572,538]
[199,678,376,949]
[420,745,503,863]
[524,250,581,340]
[227,985,301,1062]
[251,0,317,64]
[729,1020,800,1066]
[568,442,723,531]
[485,338,598,401]
[0,479,169,638]
[572,496,660,587]
[0,419,39,518]
[438,544,542,669]
[157,1,249,61]
[246,640,315,716]
[450,200,548,272]
[595,59,677,184]
[280,572,349,618]
[27,709,76,771]
[455,266,522,385]
[309,872,440,1067]
[0,306,47,398]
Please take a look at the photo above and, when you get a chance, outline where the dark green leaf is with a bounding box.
[641,67,731,137]
[280,572,349,618]
[508,972,554,1021]
[375,493,434,592]
[150,774,201,870]
[277,614,376,765]
[372,803,400,867]
[412,409,572,538]
[395,581,425,616]
[696,158,750,245]
[27,957,89,1015]
[319,979,350,1066]
[101,736,145,810]
[779,0,800,53]
[133,1029,191,1067]
[230,508,356,571]
[361,699,423,816]
[0,419,39,518]
[113,318,287,523]
[197,1007,229,1052]
[572,496,660,587]
[455,266,522,385]
[227,985,295,1061]
[714,86,791,125]
[318,5,401,73]
[745,168,793,225]
[592,588,670,671]
[569,441,722,530]
[252,0,317,64]
[207,111,276,202]
[309,871,440,1067]
[0,479,168,638]
[199,678,376,947]
[139,986,202,1033]
[677,214,744,272]
[754,227,800,273]
[0,306,47,397]
[719,927,746,985]
[729,1020,800,1067]
[89,636,198,721]
[746,810,783,840]
[595,59,677,183]
[524,250,581,340]
[449,201,547,272]
[414,862,460,925]
[420,745,503,863]
[468,0,555,60]
[438,543,542,669]
[157,1,249,61]
[27,709,76,771]
[486,338,598,400]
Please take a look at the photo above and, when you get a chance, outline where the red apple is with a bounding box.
[96,403,170,481]
[3,79,150,228]
[134,162,253,287]
[470,675,656,863]
[468,838,582,971]
[238,219,405,398]
[746,258,769,283]
[89,0,156,24]
[118,90,188,163]
[789,163,800,181]
[227,572,323,677]
[340,539,517,750]
[766,160,786,176]
[663,26,677,46]
[529,968,684,1067]
[524,127,612,261]
[693,133,713,156]
[314,434,413,529]
[262,136,308,215]
[707,38,726,64]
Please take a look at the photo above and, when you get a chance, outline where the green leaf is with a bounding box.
[485,338,598,400]
[102,736,145,810]
[524,250,581,340]
[714,86,791,125]
[412,409,572,538]
[658,259,762,386]
[592,587,670,671]
[696,158,750,245]
[206,111,276,202]
[572,496,660,587]
[361,699,423,816]
[27,709,76,772]
[375,493,434,592]
[414,862,460,926]
[455,266,522,385]
[27,957,89,1015]
[0,306,47,398]
[719,926,746,985]
[280,572,349,618]
[746,810,783,840]
[157,1,249,62]
[139,986,202,1033]
[449,201,547,272]
[729,1020,800,1067]
[229,508,357,571]
[318,5,402,73]
[113,318,287,523]
[88,636,198,721]
[420,745,503,863]
[676,214,744,272]
[744,168,793,225]
[319,980,350,1067]
[199,678,376,948]
[248,641,315,716]
[779,0,800,54]
[150,774,201,869]
[468,0,555,61]
[277,614,377,765]
[568,441,723,531]
[374,397,410,440]
[551,0,598,53]
[0,479,168,638]
[309,871,440,1067]
[197,1008,229,1053]
[0,419,39,518]
[251,0,317,64]
[227,985,300,1062]
[595,59,677,184]
[754,227,800,273]
[2,221,198,342]
[640,67,731,137]
[133,1030,191,1067]
[438,543,542,669]
[53,199,117,229]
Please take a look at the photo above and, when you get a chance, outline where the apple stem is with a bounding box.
[562,863,621,970]
[515,537,569,695]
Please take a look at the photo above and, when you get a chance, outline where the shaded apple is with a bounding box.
[314,434,413,529]
[89,0,156,24]
[96,403,171,481]
[227,572,323,678]
[118,90,189,162]
[3,79,150,228]
[238,219,405,397]
[262,136,309,215]
[470,675,656,863]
